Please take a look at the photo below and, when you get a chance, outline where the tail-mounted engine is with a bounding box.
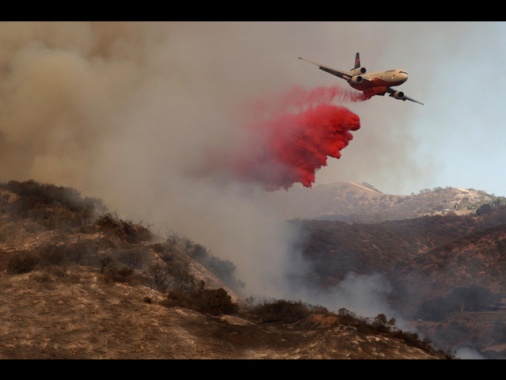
[350,67,366,76]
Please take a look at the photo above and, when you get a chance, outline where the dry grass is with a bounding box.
[0,266,450,359]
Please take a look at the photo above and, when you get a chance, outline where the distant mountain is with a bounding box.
[275,182,505,222]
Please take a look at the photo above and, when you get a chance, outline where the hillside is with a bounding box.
[0,180,452,359]
[293,202,506,358]
[273,182,505,222]
[0,266,450,359]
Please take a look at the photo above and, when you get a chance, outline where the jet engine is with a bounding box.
[389,91,405,100]
[350,67,366,76]
[350,75,364,84]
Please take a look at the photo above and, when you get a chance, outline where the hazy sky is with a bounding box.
[0,22,503,324]
[2,22,504,197]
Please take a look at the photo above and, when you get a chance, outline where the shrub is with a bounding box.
[103,265,134,283]
[148,262,171,291]
[190,244,245,290]
[68,239,93,264]
[36,245,67,267]
[195,287,239,316]
[337,307,359,324]
[96,213,152,243]
[99,254,113,273]
[7,252,39,274]
[2,180,106,228]
[415,285,501,321]
[117,248,146,270]
[30,271,52,283]
[161,282,238,316]
[371,313,396,333]
[251,299,314,323]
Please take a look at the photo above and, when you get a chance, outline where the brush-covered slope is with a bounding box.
[0,179,452,359]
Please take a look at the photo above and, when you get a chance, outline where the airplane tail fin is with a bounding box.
[350,52,366,75]
[353,52,360,69]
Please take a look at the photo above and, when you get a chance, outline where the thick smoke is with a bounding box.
[0,22,408,317]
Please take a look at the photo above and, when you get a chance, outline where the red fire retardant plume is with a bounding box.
[201,86,363,191]
[235,103,360,191]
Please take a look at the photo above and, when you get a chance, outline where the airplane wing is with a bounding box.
[298,57,353,81]
[386,87,424,105]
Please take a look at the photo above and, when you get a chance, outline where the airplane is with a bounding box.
[298,53,424,105]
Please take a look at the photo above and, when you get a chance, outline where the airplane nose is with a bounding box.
[398,72,408,82]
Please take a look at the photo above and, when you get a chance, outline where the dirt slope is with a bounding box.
[0,266,448,359]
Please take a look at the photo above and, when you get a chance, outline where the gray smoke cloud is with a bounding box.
[0,22,488,320]
[0,22,311,300]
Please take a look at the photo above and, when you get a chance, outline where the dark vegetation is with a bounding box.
[0,180,241,296]
[95,213,152,243]
[334,308,449,357]
[190,243,245,289]
[244,300,453,358]
[291,201,506,358]
[292,206,506,299]
[161,280,239,316]
[250,299,329,323]
[1,179,106,228]
[415,285,502,322]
